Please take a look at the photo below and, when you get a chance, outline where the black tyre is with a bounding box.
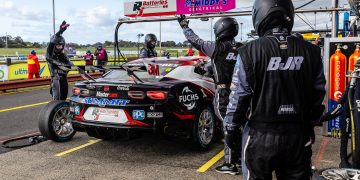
[191,106,215,150]
[38,101,75,142]
[312,168,360,180]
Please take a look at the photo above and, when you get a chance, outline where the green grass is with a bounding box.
[0,48,47,55]
[0,47,191,57]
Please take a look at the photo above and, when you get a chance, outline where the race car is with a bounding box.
[39,56,218,149]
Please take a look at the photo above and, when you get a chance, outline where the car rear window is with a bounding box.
[103,69,161,82]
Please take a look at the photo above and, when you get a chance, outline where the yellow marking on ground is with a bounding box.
[55,140,102,156]
[0,87,50,95]
[197,150,224,173]
[0,101,49,113]
[0,98,69,113]
[0,82,75,95]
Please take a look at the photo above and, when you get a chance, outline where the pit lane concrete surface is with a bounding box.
[0,87,345,179]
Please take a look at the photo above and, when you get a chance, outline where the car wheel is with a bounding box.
[192,106,215,150]
[38,101,75,142]
[312,168,360,180]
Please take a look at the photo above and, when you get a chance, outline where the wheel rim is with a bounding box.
[321,168,360,180]
[52,106,74,138]
[197,109,214,145]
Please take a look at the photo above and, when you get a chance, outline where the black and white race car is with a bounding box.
[39,56,218,149]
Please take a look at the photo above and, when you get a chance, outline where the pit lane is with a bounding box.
[0,87,344,179]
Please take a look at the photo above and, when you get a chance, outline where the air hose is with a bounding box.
[1,134,47,149]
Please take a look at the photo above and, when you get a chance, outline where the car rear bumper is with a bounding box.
[71,119,156,131]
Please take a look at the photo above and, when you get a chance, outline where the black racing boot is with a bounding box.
[215,163,240,175]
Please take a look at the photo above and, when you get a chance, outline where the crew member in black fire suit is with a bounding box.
[178,15,242,175]
[46,21,73,100]
[224,0,326,179]
[139,33,158,58]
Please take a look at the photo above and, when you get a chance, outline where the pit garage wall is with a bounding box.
[323,37,360,136]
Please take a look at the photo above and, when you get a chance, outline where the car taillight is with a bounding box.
[109,93,118,98]
[73,87,80,95]
[147,91,167,100]
[128,91,145,100]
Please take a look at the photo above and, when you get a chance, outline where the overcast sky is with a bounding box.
[0,0,350,44]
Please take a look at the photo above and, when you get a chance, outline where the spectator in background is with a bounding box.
[27,50,40,79]
[94,45,108,65]
[84,50,94,73]
[186,45,194,56]
[84,50,94,65]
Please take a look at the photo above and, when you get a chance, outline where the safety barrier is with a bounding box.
[0,72,103,91]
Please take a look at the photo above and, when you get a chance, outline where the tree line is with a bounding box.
[0,35,191,48]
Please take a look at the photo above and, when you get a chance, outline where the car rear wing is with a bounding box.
[57,65,144,84]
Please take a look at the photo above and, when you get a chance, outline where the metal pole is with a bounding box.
[159,21,162,53]
[118,8,350,24]
[5,32,8,57]
[52,0,55,35]
[5,32,8,49]
[210,18,213,41]
[137,35,140,58]
[240,22,243,41]
[314,12,317,30]
[332,0,339,37]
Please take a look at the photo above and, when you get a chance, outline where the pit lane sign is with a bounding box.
[124,0,177,18]
[124,0,236,17]
[176,0,236,14]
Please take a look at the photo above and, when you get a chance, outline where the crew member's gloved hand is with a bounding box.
[195,61,206,75]
[177,14,189,29]
[224,128,238,150]
[59,65,72,71]
[68,61,74,66]
[56,20,70,36]
[53,61,67,67]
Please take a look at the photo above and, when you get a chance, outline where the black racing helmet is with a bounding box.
[145,33,157,49]
[50,35,66,53]
[252,0,294,37]
[213,17,239,41]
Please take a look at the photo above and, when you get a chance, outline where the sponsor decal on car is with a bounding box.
[147,64,160,76]
[96,92,109,97]
[147,112,163,118]
[179,86,199,110]
[83,107,127,123]
[132,110,145,120]
[83,97,130,107]
[117,85,130,91]
[74,106,81,115]
[86,85,96,89]
[159,64,179,67]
